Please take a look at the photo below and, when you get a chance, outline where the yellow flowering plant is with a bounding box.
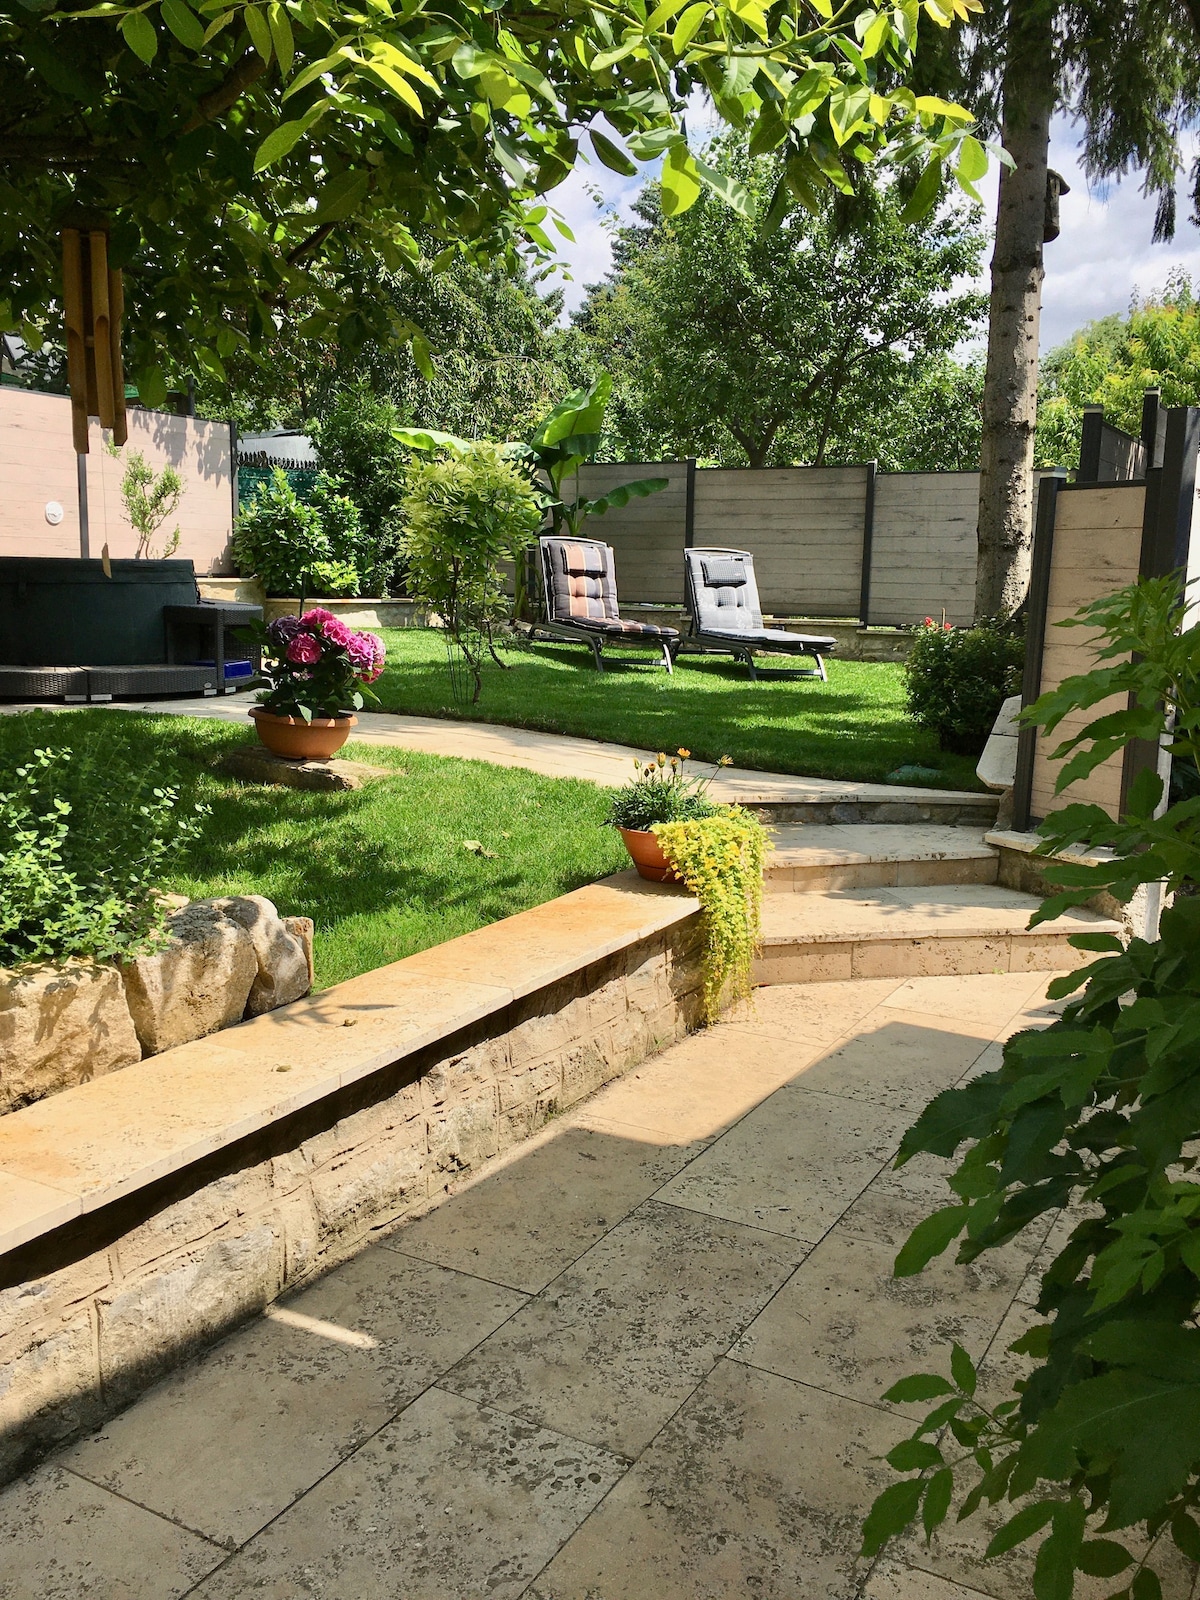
[655,807,769,1024]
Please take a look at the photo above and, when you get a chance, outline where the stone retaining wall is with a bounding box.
[0,917,702,1483]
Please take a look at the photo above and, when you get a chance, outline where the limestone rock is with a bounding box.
[0,960,141,1113]
[216,746,392,792]
[120,903,257,1056]
[212,896,313,1017]
[283,916,315,994]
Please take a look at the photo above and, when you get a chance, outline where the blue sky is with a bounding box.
[542,116,1200,354]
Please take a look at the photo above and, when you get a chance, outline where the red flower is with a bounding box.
[286,634,321,665]
[922,617,935,627]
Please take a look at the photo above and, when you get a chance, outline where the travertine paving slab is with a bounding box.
[388,1120,702,1294]
[726,977,904,1043]
[864,1558,997,1597]
[62,1248,525,1547]
[783,1010,991,1111]
[440,1199,807,1457]
[188,1386,624,1600]
[731,1229,1032,1414]
[568,1023,821,1144]
[0,1464,222,1599]
[883,971,1049,1030]
[655,1083,912,1241]
[528,1359,908,1600]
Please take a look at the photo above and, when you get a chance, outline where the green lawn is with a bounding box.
[1,710,626,989]
[371,628,982,790]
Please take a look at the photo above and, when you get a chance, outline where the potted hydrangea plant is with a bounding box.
[250,608,386,759]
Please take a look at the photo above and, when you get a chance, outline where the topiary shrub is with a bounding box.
[904,616,1025,755]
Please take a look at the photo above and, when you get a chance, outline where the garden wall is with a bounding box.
[0,874,702,1483]
[0,388,235,574]
[575,461,990,624]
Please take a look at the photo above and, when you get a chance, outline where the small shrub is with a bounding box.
[904,616,1024,754]
[313,382,407,593]
[232,468,371,597]
[605,750,726,831]
[0,743,206,967]
[114,447,184,559]
[401,443,543,704]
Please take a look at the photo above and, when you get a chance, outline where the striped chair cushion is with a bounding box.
[545,539,620,621]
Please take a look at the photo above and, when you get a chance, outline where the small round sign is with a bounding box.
[44,501,65,526]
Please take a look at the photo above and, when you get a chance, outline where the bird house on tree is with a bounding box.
[61,224,127,455]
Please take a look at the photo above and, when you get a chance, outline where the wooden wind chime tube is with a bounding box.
[61,225,128,456]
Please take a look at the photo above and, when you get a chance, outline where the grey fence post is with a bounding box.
[1012,473,1062,831]
[858,460,877,626]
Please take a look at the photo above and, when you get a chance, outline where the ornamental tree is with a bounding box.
[2,0,989,399]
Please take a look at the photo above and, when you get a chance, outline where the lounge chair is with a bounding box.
[530,535,680,672]
[681,547,835,681]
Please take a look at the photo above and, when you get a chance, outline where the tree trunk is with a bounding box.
[975,0,1055,620]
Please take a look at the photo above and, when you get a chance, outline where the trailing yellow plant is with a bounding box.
[655,808,769,1023]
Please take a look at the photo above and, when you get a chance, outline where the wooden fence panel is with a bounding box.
[869,472,978,626]
[692,465,867,616]
[573,461,690,603]
[0,388,235,573]
[1027,484,1146,821]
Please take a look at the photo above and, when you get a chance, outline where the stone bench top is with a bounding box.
[0,872,698,1257]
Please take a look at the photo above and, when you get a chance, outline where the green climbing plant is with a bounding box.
[656,809,769,1023]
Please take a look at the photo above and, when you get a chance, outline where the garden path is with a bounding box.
[69,689,987,810]
[7,970,1177,1600]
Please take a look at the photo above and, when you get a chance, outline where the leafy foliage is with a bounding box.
[656,806,769,1021]
[0,743,205,967]
[232,464,381,596]
[311,382,407,591]
[605,749,727,831]
[865,575,1200,1600]
[401,442,542,703]
[1035,273,1200,472]
[573,140,986,468]
[3,0,989,398]
[903,615,1025,754]
[112,446,184,559]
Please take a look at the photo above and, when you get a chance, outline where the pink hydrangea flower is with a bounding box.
[300,607,337,632]
[321,616,354,648]
[286,634,322,666]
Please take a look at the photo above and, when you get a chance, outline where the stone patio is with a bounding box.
[5,968,1171,1600]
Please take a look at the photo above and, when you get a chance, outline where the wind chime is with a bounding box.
[61,224,127,559]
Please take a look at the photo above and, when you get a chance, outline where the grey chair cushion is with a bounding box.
[700,557,748,587]
[696,625,836,651]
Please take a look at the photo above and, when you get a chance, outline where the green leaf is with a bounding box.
[1131,1570,1163,1600]
[1077,1540,1133,1577]
[950,1343,977,1397]
[589,128,638,175]
[694,156,753,218]
[120,9,159,62]
[1171,1511,1200,1563]
[1033,1501,1085,1600]
[254,118,306,171]
[136,366,168,408]
[411,330,434,380]
[984,1500,1057,1559]
[894,1205,969,1277]
[885,1438,943,1472]
[660,141,701,215]
[882,1373,955,1404]
[159,0,204,50]
[671,0,708,51]
[862,1479,924,1557]
[244,4,273,62]
[900,157,943,223]
[922,1468,954,1539]
[268,1,294,75]
[956,133,987,181]
[312,169,370,222]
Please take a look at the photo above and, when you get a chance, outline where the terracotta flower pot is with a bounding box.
[250,707,356,761]
[618,826,683,884]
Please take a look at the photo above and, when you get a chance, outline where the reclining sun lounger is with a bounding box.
[681,546,835,681]
[530,535,679,672]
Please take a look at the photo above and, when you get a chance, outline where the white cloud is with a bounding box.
[541,113,1200,347]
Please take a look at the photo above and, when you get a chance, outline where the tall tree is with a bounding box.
[2,0,990,401]
[912,1,1200,617]
[1035,269,1200,469]
[575,146,986,469]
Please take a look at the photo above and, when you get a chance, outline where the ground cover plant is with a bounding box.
[371,628,984,789]
[0,712,626,989]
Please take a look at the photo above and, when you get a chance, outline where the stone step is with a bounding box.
[743,791,999,828]
[754,882,1121,985]
[765,824,998,892]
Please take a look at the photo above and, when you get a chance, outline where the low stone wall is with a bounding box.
[989,829,1163,942]
[0,907,701,1482]
[261,598,431,629]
